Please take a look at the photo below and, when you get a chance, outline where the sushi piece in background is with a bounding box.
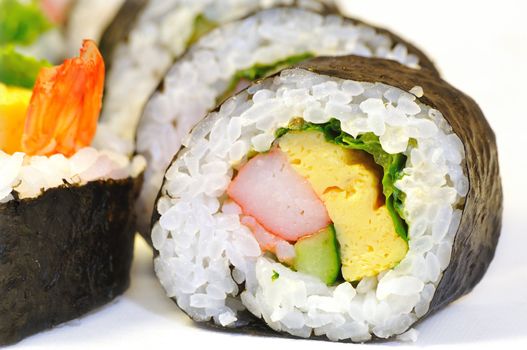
[97,0,343,160]
[0,40,145,345]
[150,55,502,341]
[132,6,438,238]
[0,0,125,63]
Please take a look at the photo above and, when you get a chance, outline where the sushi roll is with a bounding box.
[150,55,502,341]
[0,40,144,345]
[132,6,439,236]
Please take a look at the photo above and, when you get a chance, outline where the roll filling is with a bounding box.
[228,128,408,283]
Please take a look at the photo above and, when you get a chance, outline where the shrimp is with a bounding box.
[227,148,330,242]
[22,39,104,156]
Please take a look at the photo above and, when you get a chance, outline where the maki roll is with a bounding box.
[0,40,144,345]
[133,6,438,235]
[151,55,501,341]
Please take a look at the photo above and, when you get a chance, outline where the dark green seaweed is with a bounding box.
[154,55,501,342]
[0,176,142,345]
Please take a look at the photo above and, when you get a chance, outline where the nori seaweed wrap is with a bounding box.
[0,178,140,345]
[150,55,501,342]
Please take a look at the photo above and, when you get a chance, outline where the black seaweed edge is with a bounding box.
[0,174,143,345]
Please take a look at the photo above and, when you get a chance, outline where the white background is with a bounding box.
[9,0,527,348]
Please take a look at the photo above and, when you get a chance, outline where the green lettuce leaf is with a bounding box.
[0,0,52,46]
[276,119,409,241]
[0,46,50,88]
[231,52,314,87]
[219,52,315,103]
[186,14,218,47]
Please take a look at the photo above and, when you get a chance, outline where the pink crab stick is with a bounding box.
[227,148,330,242]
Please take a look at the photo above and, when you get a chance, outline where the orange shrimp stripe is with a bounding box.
[22,39,104,156]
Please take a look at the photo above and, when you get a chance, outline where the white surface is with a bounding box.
[9,0,527,348]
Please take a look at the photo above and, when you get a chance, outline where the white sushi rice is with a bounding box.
[153,68,468,341]
[135,7,421,230]
[95,0,335,155]
[0,148,145,203]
